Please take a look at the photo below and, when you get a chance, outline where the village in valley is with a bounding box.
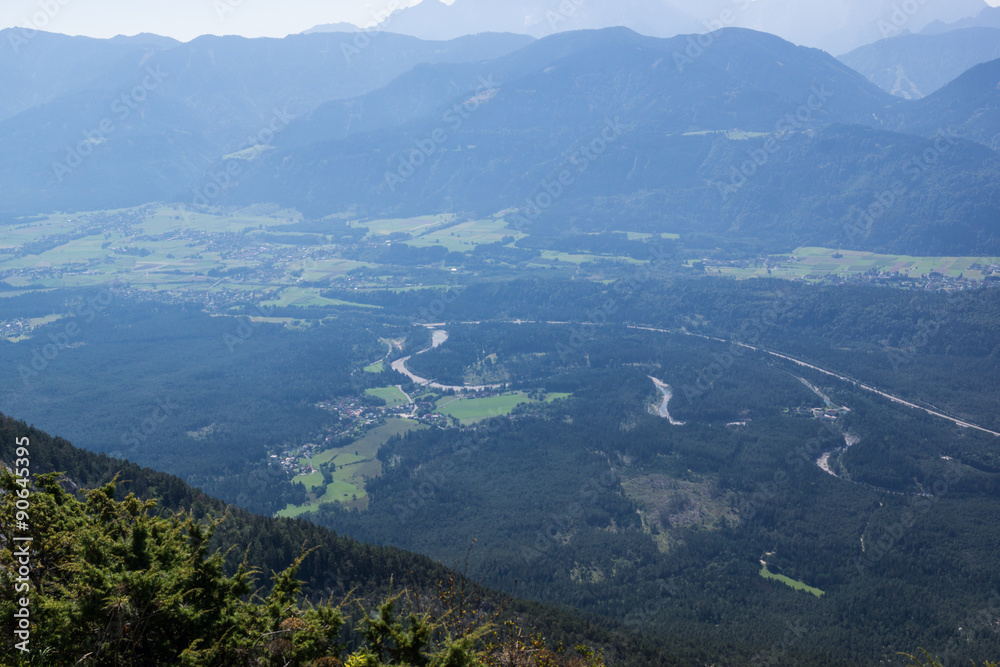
[266,341,570,517]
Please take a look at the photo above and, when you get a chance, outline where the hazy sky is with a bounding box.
[0,0,426,41]
[1,0,998,42]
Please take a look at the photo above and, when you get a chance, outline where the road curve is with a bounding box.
[628,325,1000,438]
[398,319,999,437]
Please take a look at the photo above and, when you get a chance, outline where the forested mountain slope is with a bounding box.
[0,413,667,665]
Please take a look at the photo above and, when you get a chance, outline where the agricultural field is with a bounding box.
[680,129,769,140]
[528,250,645,267]
[0,205,306,298]
[435,391,570,425]
[789,247,1000,279]
[710,247,1000,281]
[352,214,455,238]
[621,231,681,241]
[278,418,426,517]
[365,386,410,408]
[405,218,525,252]
[0,205,393,307]
[348,214,528,253]
[9,204,992,326]
[282,258,374,283]
[0,207,557,309]
[260,286,380,309]
[0,215,80,250]
[759,564,825,598]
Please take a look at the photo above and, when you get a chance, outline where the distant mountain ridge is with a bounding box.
[303,22,362,34]
[0,30,535,214]
[891,57,1000,153]
[279,27,889,149]
[1,26,998,255]
[840,28,1000,99]
[370,0,989,53]
[371,0,700,41]
[225,28,1000,255]
[922,6,1000,34]
[0,30,178,122]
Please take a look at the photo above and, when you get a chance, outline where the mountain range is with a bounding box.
[372,0,990,54]
[889,57,1000,153]
[4,14,1000,665]
[1,26,998,255]
[922,5,1000,33]
[840,27,1000,99]
[0,28,532,214]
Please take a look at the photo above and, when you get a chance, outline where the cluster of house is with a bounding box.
[790,406,848,421]
[0,318,31,340]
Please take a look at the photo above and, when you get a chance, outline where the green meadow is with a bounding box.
[366,386,410,408]
[354,214,455,237]
[714,247,1000,281]
[278,418,426,517]
[529,250,644,267]
[759,564,825,598]
[436,392,571,425]
[260,286,381,309]
[405,218,525,252]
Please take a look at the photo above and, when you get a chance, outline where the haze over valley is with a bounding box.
[1,2,999,665]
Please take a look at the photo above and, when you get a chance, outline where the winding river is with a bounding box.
[390,328,503,392]
[391,319,999,439]
[650,377,685,426]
